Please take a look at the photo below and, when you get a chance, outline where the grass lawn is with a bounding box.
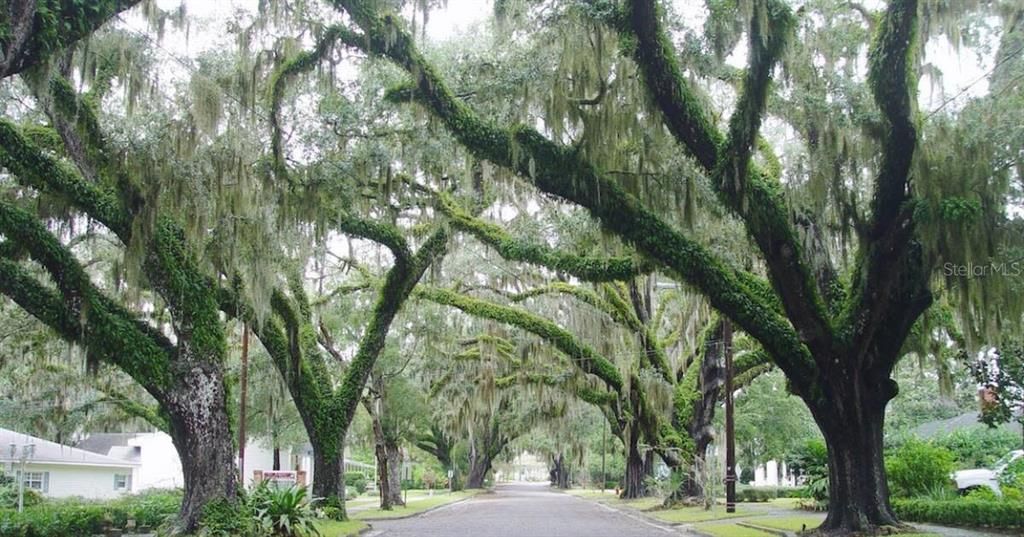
[693,522,775,537]
[651,505,753,524]
[565,488,619,499]
[352,490,481,520]
[744,515,824,532]
[616,496,663,511]
[315,519,369,536]
[564,489,662,511]
[764,497,803,509]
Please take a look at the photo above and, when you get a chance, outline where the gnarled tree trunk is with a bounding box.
[310,432,345,513]
[621,426,647,499]
[549,453,570,489]
[385,441,404,506]
[808,373,901,533]
[466,450,492,489]
[164,366,237,533]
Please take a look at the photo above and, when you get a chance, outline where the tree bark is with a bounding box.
[385,441,404,506]
[373,432,391,510]
[549,453,570,489]
[311,438,345,512]
[164,366,237,533]
[621,427,647,499]
[808,375,902,533]
[466,449,492,489]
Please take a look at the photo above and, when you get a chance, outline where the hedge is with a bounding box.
[893,498,1024,529]
[736,486,804,502]
[0,489,181,537]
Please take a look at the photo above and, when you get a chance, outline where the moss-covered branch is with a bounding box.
[327,225,450,489]
[97,390,171,434]
[624,0,833,359]
[436,192,649,282]
[0,120,132,240]
[330,1,815,389]
[415,285,624,393]
[866,0,918,236]
[840,0,928,367]
[0,219,173,399]
[0,0,143,80]
[268,24,362,182]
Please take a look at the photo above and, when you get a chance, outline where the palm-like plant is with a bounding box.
[250,483,321,537]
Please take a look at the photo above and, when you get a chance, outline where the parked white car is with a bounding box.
[953,449,1023,496]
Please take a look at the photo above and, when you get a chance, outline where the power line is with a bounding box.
[926,43,1024,120]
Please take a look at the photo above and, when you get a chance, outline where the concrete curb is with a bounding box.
[355,491,485,521]
[736,521,790,536]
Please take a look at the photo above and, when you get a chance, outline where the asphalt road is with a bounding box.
[366,482,685,537]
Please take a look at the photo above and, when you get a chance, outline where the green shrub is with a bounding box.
[964,486,999,502]
[0,485,43,510]
[1002,487,1023,503]
[250,483,320,537]
[788,439,830,510]
[893,498,1024,529]
[998,457,1024,490]
[345,473,367,494]
[933,428,1020,469]
[735,486,803,502]
[0,489,183,537]
[886,439,955,498]
[198,496,253,537]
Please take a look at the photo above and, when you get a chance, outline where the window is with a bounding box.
[17,471,48,492]
[114,474,131,492]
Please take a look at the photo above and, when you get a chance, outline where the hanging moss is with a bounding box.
[337,0,818,391]
[0,120,130,237]
[436,192,648,282]
[0,202,174,394]
[417,285,624,393]
[1,0,141,80]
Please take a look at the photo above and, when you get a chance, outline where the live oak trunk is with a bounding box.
[466,451,491,489]
[164,366,237,533]
[373,436,392,510]
[311,438,345,512]
[385,442,404,506]
[806,372,902,534]
[550,453,570,489]
[621,427,647,499]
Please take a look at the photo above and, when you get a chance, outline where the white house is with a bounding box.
[76,432,375,492]
[77,432,183,490]
[0,427,138,499]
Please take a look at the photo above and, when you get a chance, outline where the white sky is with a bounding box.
[139,0,999,116]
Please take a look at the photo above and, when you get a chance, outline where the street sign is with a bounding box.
[259,470,299,489]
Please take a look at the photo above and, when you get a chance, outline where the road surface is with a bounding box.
[367,482,684,537]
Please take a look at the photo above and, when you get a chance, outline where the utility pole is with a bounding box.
[238,323,249,486]
[724,320,736,513]
[601,419,607,492]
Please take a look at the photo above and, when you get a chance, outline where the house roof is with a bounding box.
[75,432,138,457]
[911,411,1023,439]
[0,427,137,468]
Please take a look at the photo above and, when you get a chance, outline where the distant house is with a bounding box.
[911,411,1023,439]
[0,427,138,499]
[78,433,316,490]
[75,432,377,492]
[76,432,183,490]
